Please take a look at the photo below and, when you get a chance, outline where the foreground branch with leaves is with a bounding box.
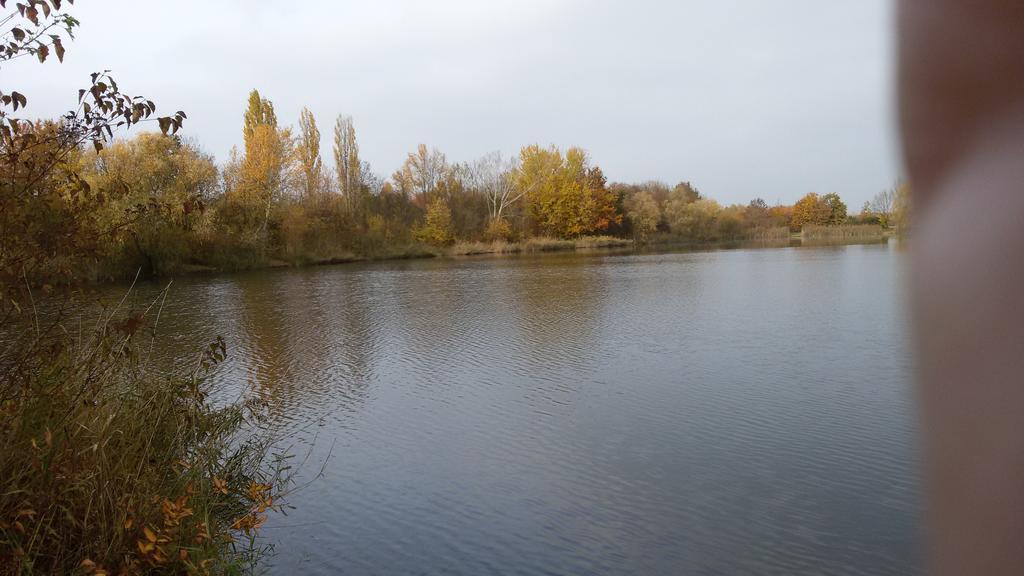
[0,2,293,574]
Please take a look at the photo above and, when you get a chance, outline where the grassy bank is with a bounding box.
[448,236,633,256]
[172,227,896,278]
[296,244,438,267]
[744,226,793,241]
[800,224,885,240]
[642,227,792,247]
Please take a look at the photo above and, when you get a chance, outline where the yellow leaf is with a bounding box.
[143,526,157,542]
[213,476,228,495]
[193,521,210,544]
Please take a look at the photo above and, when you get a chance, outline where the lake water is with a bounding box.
[137,241,919,575]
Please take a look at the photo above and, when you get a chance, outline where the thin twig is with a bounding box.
[22,266,38,337]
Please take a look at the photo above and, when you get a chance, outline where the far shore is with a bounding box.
[173,227,899,279]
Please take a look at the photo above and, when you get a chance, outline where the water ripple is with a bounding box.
[133,245,918,575]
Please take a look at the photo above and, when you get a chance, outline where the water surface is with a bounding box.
[137,243,918,575]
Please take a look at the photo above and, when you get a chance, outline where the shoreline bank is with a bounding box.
[173,231,900,281]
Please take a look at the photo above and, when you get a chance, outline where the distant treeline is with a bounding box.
[15,89,911,281]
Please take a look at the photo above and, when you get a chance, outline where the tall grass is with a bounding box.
[0,289,292,575]
[744,226,791,240]
[568,236,632,249]
[448,240,521,256]
[449,236,632,256]
[800,224,884,240]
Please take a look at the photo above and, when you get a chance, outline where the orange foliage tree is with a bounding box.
[791,192,832,230]
[515,145,621,238]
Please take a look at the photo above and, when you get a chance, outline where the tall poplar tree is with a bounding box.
[333,114,361,201]
[243,89,277,155]
[235,90,292,249]
[297,107,323,200]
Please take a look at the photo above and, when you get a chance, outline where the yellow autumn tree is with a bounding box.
[892,181,911,232]
[221,92,294,249]
[239,124,292,239]
[515,145,621,238]
[78,132,217,275]
[667,198,722,241]
[393,144,448,207]
[296,106,323,201]
[791,192,832,230]
[625,190,661,243]
[415,197,455,246]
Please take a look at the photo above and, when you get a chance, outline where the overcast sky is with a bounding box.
[10,0,899,207]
